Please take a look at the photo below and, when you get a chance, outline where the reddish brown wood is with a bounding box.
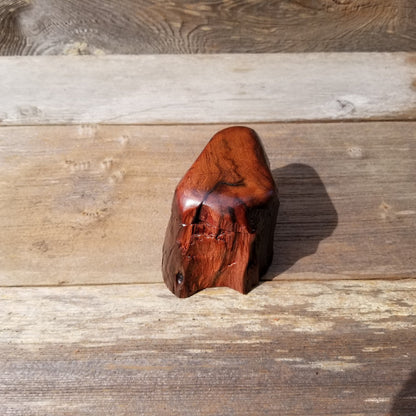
[162,126,279,298]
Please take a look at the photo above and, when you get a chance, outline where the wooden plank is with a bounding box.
[0,53,415,125]
[1,122,415,286]
[1,0,416,55]
[0,280,415,415]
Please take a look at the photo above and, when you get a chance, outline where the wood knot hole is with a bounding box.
[176,272,184,285]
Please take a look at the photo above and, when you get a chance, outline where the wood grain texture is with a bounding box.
[0,54,416,125]
[0,0,31,55]
[1,0,416,55]
[0,280,415,415]
[1,122,415,286]
[163,126,279,297]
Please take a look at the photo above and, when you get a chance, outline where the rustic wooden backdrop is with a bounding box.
[1,1,416,415]
[1,0,416,55]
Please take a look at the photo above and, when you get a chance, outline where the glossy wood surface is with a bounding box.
[163,127,279,297]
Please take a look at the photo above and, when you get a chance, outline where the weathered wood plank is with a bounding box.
[0,53,415,125]
[1,122,415,286]
[1,0,416,55]
[0,280,415,415]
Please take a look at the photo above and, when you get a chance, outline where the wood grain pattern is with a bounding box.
[0,0,30,55]
[1,0,416,55]
[0,280,415,415]
[163,126,279,297]
[1,122,415,286]
[0,53,415,125]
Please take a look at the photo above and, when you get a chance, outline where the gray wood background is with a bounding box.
[1,1,416,415]
[1,0,416,55]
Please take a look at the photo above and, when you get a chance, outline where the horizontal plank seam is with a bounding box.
[2,277,415,289]
[2,119,416,128]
